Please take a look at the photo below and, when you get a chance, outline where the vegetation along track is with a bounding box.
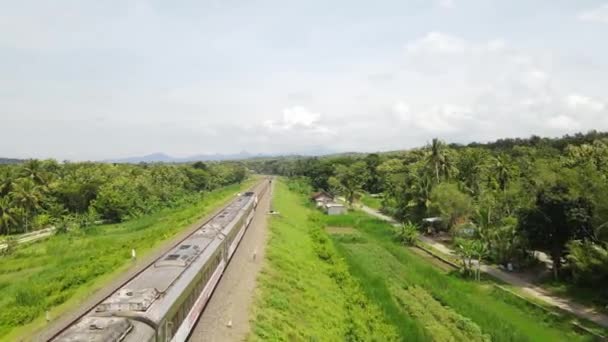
[7,180,254,342]
[36,179,268,342]
[249,178,603,341]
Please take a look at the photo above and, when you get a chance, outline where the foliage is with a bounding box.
[455,238,487,280]
[394,221,419,246]
[325,210,593,341]
[245,131,608,292]
[518,183,594,279]
[0,160,248,237]
[329,161,369,204]
[566,240,608,288]
[251,180,398,341]
[429,183,474,231]
[479,216,527,265]
[0,236,16,256]
[0,181,253,339]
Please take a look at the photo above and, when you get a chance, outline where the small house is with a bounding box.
[324,202,347,215]
[311,191,334,207]
[422,217,443,234]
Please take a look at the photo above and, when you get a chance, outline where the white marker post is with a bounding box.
[131,249,136,260]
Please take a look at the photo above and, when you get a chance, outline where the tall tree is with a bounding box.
[0,197,16,235]
[10,178,43,233]
[329,162,369,204]
[363,153,383,193]
[426,138,456,183]
[491,154,513,192]
[518,183,594,279]
[427,138,446,182]
[20,159,47,186]
[0,168,14,197]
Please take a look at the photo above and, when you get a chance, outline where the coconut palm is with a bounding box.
[426,138,457,183]
[0,168,15,196]
[10,178,43,233]
[20,159,47,186]
[0,197,16,235]
[427,138,446,182]
[491,154,512,192]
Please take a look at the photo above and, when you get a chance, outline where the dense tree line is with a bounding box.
[0,160,248,235]
[246,132,608,292]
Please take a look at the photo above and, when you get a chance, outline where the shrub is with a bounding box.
[394,221,419,246]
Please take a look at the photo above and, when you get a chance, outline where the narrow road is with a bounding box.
[188,181,272,341]
[356,203,608,329]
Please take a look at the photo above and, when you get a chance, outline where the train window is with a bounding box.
[165,254,180,261]
[180,245,191,250]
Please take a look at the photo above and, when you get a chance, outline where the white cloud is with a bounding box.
[578,4,608,23]
[1,2,608,159]
[438,0,455,9]
[263,106,333,135]
[565,94,605,112]
[389,31,608,140]
[548,115,580,130]
[405,31,467,55]
[392,101,476,133]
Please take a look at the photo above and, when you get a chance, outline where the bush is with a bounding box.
[394,221,419,246]
[566,240,608,287]
[0,236,17,256]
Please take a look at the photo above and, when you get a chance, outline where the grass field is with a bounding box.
[249,180,397,341]
[359,193,382,210]
[326,211,598,342]
[0,179,256,341]
[251,179,599,341]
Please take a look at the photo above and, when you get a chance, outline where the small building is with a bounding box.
[311,191,334,207]
[324,202,347,215]
[422,217,443,234]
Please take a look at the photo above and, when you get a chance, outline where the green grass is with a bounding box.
[0,179,256,341]
[541,279,608,315]
[325,212,597,342]
[250,179,397,341]
[359,193,382,210]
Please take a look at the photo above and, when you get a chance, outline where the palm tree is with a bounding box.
[408,172,434,211]
[428,138,445,182]
[492,154,511,192]
[426,138,456,183]
[0,168,14,196]
[0,197,16,235]
[20,159,47,186]
[10,178,43,233]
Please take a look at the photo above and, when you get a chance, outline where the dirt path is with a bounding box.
[0,227,55,252]
[187,182,272,342]
[356,203,608,329]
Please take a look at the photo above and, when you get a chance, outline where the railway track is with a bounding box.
[40,179,270,342]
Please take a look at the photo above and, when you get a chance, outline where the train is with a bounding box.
[53,183,266,342]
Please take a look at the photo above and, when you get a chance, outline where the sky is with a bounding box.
[1,0,608,160]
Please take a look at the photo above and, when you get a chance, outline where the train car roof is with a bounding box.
[93,192,256,320]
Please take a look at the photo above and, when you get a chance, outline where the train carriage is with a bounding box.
[54,187,263,342]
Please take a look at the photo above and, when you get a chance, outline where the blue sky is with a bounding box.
[1,0,608,160]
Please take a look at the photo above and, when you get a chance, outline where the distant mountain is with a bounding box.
[0,158,23,164]
[104,148,337,164]
[105,151,269,164]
